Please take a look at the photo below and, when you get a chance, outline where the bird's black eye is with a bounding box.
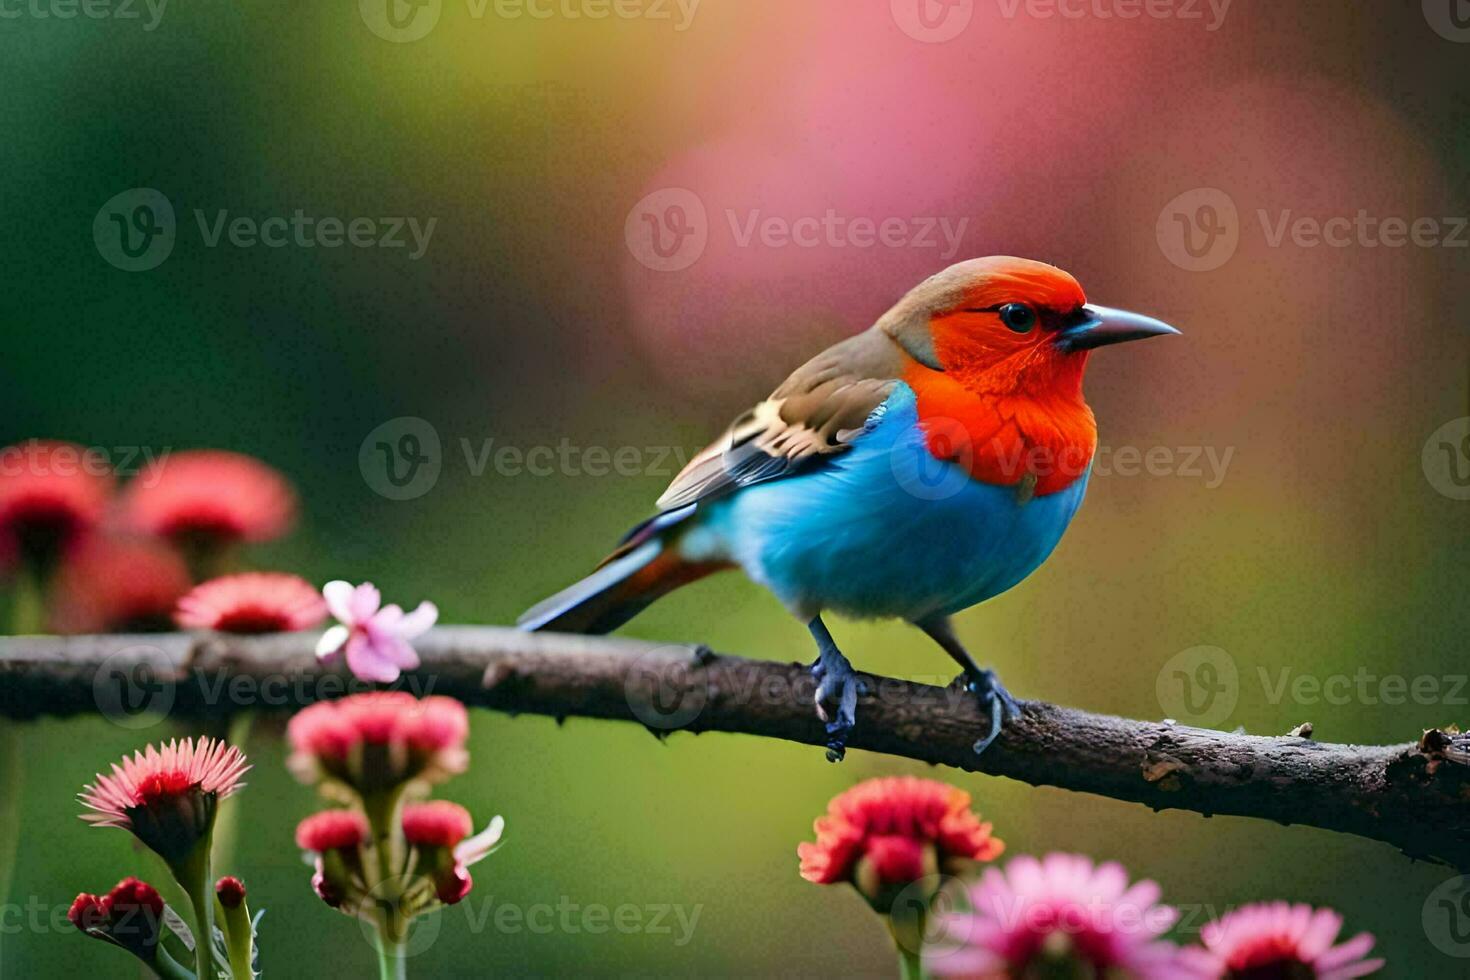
[999,303,1037,333]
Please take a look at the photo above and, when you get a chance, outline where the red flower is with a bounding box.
[80,737,249,863]
[67,893,106,931]
[0,439,111,569]
[401,801,502,906]
[215,876,247,910]
[68,877,167,960]
[176,572,328,633]
[120,450,295,546]
[798,777,1004,897]
[49,536,191,633]
[287,693,469,795]
[296,810,369,853]
[402,801,473,849]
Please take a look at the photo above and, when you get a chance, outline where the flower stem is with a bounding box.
[173,848,217,980]
[895,943,924,980]
[887,908,928,980]
[375,932,407,980]
[9,566,44,635]
[0,723,20,977]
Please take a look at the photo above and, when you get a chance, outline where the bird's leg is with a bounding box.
[807,615,865,763]
[916,616,1021,755]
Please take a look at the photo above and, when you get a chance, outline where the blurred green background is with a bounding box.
[2,0,1468,975]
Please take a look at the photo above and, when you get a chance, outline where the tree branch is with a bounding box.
[3,628,1468,870]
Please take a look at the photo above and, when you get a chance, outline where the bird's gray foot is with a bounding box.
[955,668,1021,755]
[808,617,866,762]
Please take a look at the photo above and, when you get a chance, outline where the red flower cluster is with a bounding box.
[287,692,469,794]
[799,776,1004,889]
[291,692,502,944]
[0,438,305,635]
[68,877,166,960]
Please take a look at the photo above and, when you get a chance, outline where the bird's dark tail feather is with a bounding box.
[516,505,725,635]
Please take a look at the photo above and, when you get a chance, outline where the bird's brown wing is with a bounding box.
[654,329,907,511]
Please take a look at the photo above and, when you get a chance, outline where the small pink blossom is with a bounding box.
[926,852,1188,980]
[1181,901,1384,979]
[316,581,437,683]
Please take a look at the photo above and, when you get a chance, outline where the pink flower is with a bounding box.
[0,439,112,570]
[119,449,295,546]
[926,853,1187,980]
[176,572,328,633]
[79,737,249,863]
[287,692,468,794]
[316,580,438,683]
[49,535,192,634]
[296,809,370,853]
[402,801,473,849]
[1182,902,1384,979]
[401,801,504,905]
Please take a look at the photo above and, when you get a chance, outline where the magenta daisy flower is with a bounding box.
[79,737,249,864]
[926,852,1187,980]
[175,572,328,633]
[1183,902,1384,979]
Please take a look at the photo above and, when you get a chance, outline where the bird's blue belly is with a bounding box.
[683,385,1089,622]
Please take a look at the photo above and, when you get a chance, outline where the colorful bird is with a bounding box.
[520,257,1179,760]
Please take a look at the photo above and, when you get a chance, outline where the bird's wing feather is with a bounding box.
[655,330,907,510]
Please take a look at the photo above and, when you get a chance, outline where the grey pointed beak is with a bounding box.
[1055,304,1181,352]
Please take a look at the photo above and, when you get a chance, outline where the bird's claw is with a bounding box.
[956,669,1021,756]
[811,652,865,762]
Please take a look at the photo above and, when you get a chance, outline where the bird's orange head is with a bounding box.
[879,256,1179,401]
[877,257,1180,495]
